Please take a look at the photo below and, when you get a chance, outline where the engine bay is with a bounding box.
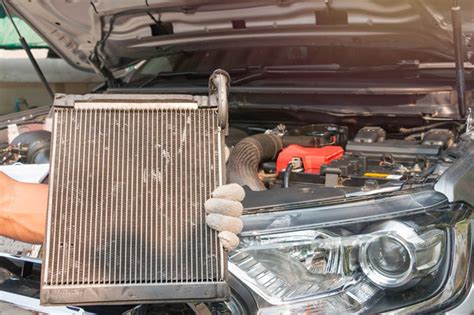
[0,107,463,212]
[224,122,461,210]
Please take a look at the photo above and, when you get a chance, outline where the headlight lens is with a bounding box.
[366,236,411,276]
[359,222,445,289]
[229,220,447,313]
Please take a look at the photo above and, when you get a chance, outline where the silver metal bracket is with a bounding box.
[209,69,230,130]
[466,107,473,136]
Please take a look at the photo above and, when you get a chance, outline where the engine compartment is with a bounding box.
[225,123,460,210]
[0,106,462,211]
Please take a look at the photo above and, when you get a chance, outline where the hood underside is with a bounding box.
[5,0,474,75]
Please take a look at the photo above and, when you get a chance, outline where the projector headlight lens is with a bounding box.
[361,234,415,288]
[360,221,445,289]
[367,236,411,276]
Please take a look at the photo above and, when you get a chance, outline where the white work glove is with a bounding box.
[205,183,245,251]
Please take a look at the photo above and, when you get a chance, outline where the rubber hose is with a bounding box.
[399,122,461,134]
[283,162,294,188]
[227,133,283,191]
[11,130,51,164]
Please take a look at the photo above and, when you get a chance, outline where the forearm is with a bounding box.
[0,178,48,244]
[0,170,243,248]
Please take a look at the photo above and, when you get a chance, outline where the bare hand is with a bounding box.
[0,172,47,244]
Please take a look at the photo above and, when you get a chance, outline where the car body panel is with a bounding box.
[4,0,474,73]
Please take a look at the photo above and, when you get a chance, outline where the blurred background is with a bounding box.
[0,6,101,116]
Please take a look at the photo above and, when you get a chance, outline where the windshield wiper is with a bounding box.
[138,64,344,87]
[138,60,471,88]
[138,71,212,87]
[230,60,473,86]
[230,61,424,85]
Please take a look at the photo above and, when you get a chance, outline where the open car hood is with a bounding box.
[5,0,474,76]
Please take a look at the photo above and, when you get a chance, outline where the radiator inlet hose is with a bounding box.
[227,133,283,191]
[227,134,319,190]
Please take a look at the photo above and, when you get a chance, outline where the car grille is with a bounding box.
[41,94,228,305]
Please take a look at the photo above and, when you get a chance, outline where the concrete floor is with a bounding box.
[0,301,37,315]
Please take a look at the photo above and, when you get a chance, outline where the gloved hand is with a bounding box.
[205,183,245,251]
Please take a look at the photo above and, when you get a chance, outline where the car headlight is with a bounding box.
[360,221,445,289]
[229,191,472,314]
[230,221,445,313]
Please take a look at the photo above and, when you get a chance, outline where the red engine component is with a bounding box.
[276,144,344,174]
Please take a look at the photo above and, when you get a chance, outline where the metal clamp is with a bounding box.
[466,107,473,136]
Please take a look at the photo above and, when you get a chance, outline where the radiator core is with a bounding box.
[41,94,228,305]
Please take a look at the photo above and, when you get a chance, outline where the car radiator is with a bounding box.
[41,71,230,305]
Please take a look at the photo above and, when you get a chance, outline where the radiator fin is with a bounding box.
[44,107,224,289]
